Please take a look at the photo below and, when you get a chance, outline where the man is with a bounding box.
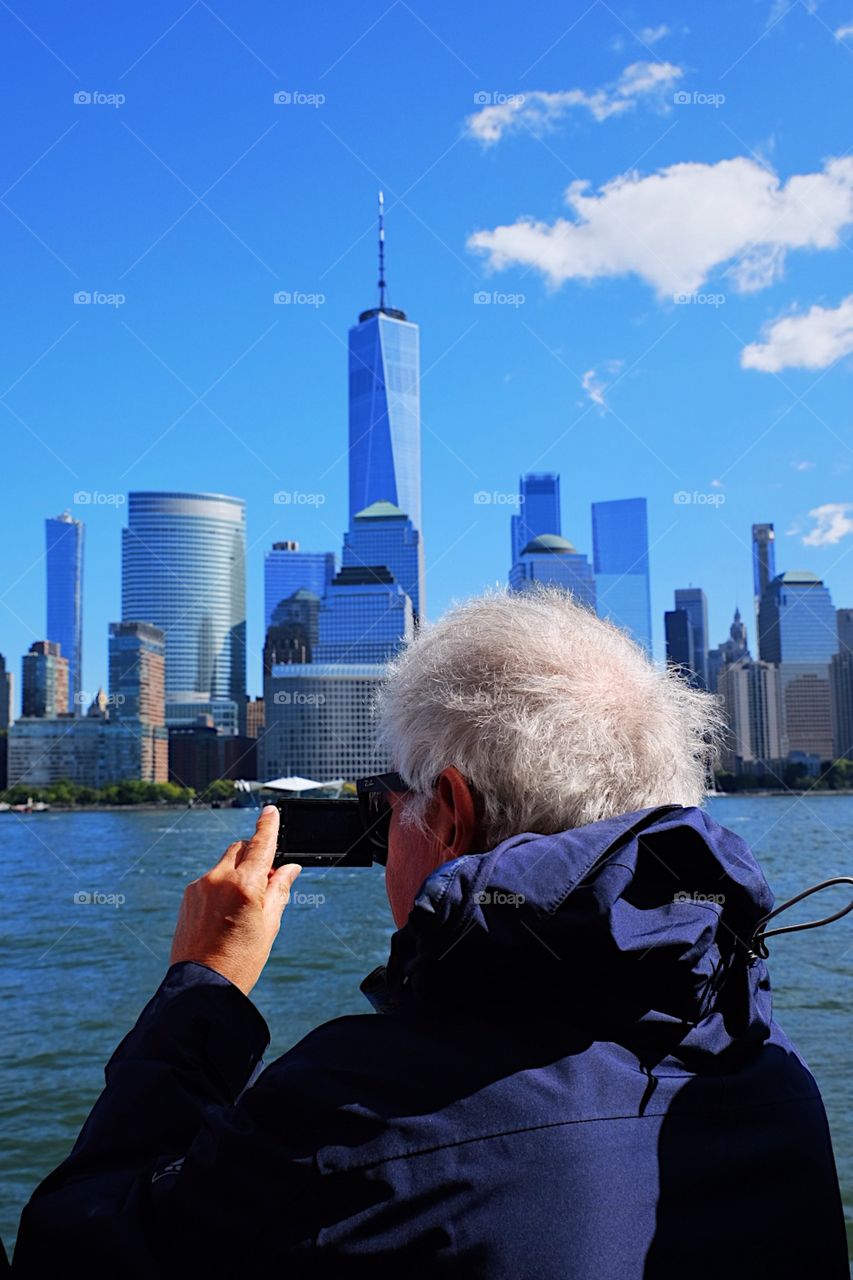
[13,589,849,1277]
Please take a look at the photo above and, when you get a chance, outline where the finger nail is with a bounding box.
[261,804,278,816]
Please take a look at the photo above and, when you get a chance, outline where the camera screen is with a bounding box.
[273,798,376,868]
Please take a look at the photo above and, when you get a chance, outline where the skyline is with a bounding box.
[3,0,853,702]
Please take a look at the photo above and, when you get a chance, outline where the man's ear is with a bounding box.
[429,766,478,863]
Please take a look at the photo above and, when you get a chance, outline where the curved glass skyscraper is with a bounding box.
[122,492,246,730]
[46,512,84,710]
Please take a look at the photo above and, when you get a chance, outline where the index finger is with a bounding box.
[237,804,280,873]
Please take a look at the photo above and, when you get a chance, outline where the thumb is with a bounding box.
[266,863,302,920]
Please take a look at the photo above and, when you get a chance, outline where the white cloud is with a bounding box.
[639,24,670,44]
[741,295,853,371]
[466,61,681,146]
[468,156,853,298]
[835,20,853,37]
[802,503,853,546]
[792,460,816,471]
[581,368,607,407]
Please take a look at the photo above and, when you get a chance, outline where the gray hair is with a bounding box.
[375,586,723,849]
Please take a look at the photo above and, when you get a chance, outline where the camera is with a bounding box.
[272,798,386,869]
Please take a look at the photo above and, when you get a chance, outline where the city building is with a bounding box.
[759,570,837,762]
[261,663,389,782]
[707,608,750,694]
[264,542,335,631]
[108,621,168,782]
[22,641,69,718]
[45,512,84,712]
[0,652,12,729]
[591,498,652,655]
[246,696,265,740]
[511,474,562,568]
[168,716,258,792]
[315,567,414,664]
[509,535,596,609]
[830,608,853,760]
[264,589,322,672]
[717,658,784,774]
[752,523,776,655]
[673,588,709,689]
[664,610,695,681]
[348,193,422,537]
[343,500,424,623]
[122,492,247,733]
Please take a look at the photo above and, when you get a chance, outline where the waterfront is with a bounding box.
[1,795,851,1260]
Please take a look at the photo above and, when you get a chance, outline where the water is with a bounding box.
[1,796,851,1262]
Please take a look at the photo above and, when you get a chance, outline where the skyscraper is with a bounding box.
[342,500,424,623]
[591,498,652,655]
[752,523,776,656]
[707,608,750,693]
[122,492,247,733]
[831,608,853,760]
[108,621,168,782]
[511,474,562,567]
[759,570,837,761]
[264,589,321,672]
[664,610,695,680]
[315,566,414,664]
[22,641,69,717]
[0,653,12,729]
[717,658,784,773]
[348,193,422,536]
[674,588,709,688]
[509,535,596,609]
[264,542,335,631]
[46,512,84,711]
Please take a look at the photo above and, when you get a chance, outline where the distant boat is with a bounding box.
[0,799,51,814]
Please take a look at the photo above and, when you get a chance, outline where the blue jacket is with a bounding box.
[13,804,849,1277]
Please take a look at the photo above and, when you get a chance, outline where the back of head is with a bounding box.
[377,586,723,849]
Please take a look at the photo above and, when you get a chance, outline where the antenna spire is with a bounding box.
[378,190,386,310]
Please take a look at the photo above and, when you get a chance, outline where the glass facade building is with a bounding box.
[591,498,652,655]
[46,512,84,712]
[509,535,596,610]
[511,473,562,566]
[22,641,69,717]
[315,566,414,664]
[264,542,335,630]
[673,588,709,688]
[758,571,837,664]
[348,309,421,535]
[342,500,424,623]
[122,492,246,732]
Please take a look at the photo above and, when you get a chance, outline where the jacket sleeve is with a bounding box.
[12,960,319,1277]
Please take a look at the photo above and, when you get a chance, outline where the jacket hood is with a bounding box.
[382,804,776,1070]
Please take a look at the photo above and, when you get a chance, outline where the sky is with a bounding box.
[2,0,853,704]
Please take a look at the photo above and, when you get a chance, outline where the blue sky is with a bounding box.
[3,0,853,703]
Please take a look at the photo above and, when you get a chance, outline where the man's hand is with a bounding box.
[170,805,301,997]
